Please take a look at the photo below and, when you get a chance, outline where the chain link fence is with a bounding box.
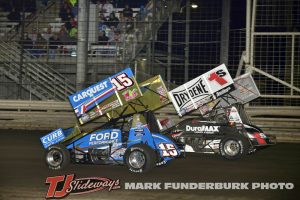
[0,0,299,107]
[250,0,300,106]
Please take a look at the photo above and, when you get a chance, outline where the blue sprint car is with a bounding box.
[40,112,181,173]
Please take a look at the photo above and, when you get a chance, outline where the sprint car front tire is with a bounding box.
[125,144,156,173]
[219,135,249,160]
[45,144,70,170]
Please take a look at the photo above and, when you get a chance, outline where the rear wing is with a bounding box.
[68,68,142,125]
[169,64,261,117]
[169,64,235,116]
[198,73,260,115]
[106,75,171,119]
[68,68,171,124]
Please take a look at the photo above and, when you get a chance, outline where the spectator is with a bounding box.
[7,7,20,23]
[58,25,71,54]
[102,0,113,17]
[48,34,61,59]
[107,26,116,43]
[28,28,38,43]
[112,30,123,45]
[33,33,47,57]
[122,4,134,31]
[97,31,109,45]
[69,25,77,39]
[98,13,107,32]
[41,26,53,41]
[97,0,105,14]
[58,25,70,44]
[71,2,78,17]
[63,8,75,31]
[137,5,147,21]
[122,4,133,19]
[59,3,70,22]
[106,12,119,28]
[20,32,33,51]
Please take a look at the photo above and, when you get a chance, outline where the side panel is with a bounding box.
[66,129,122,152]
[152,134,181,164]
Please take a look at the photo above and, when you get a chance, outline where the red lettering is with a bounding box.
[208,72,228,85]
[54,174,75,198]
[45,174,75,198]
[45,175,65,198]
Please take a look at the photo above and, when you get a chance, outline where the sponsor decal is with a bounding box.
[122,88,138,101]
[72,81,109,103]
[110,72,134,91]
[208,69,228,86]
[41,129,65,149]
[45,174,120,199]
[214,85,235,98]
[68,68,141,125]
[169,64,234,116]
[89,131,119,146]
[157,86,168,103]
[158,143,178,157]
[172,78,209,109]
[185,125,220,133]
[156,160,167,166]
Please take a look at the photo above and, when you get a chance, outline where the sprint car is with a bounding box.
[40,68,180,173]
[165,103,276,160]
[164,65,276,160]
[41,112,180,173]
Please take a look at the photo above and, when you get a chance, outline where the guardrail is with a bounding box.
[0,100,299,142]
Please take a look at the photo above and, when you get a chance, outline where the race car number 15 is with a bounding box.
[158,143,178,157]
[111,73,134,91]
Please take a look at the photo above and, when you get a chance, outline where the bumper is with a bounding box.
[250,134,277,146]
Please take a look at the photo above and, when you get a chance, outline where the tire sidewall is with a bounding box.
[220,135,248,160]
[125,144,156,173]
[46,144,70,170]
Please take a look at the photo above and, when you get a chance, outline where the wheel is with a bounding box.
[45,144,70,170]
[124,144,156,173]
[219,135,249,160]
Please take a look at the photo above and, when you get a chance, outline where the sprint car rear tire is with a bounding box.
[219,135,249,160]
[45,144,70,170]
[125,144,156,173]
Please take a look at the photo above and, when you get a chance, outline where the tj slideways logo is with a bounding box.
[45,174,120,199]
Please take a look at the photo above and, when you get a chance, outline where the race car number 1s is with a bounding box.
[158,143,178,157]
[111,73,134,91]
[208,69,228,86]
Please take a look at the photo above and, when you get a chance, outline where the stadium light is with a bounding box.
[191,3,198,9]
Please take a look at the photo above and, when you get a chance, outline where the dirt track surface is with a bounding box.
[0,130,299,200]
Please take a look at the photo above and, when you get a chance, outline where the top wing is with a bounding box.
[169,64,235,116]
[106,75,171,119]
[198,73,261,115]
[68,68,142,125]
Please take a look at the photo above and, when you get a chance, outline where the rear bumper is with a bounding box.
[250,135,277,146]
